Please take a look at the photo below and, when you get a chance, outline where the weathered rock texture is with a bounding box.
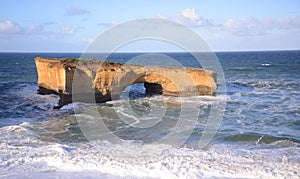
[35,57,217,107]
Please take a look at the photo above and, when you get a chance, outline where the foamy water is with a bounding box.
[1,123,299,178]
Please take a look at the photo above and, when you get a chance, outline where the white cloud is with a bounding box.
[0,20,50,36]
[66,7,90,16]
[280,16,300,29]
[157,8,300,37]
[181,8,199,21]
[0,19,77,39]
[225,18,264,36]
[0,20,21,33]
[224,16,300,36]
[60,25,76,35]
[26,24,44,34]
[157,8,220,28]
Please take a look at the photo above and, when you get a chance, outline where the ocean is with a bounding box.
[0,51,299,178]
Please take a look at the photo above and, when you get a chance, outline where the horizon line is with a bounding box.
[0,49,299,53]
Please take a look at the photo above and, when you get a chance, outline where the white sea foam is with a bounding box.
[261,63,272,67]
[1,125,299,179]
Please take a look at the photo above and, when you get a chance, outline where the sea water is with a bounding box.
[0,51,299,178]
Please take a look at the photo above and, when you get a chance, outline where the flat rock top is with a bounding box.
[35,57,214,73]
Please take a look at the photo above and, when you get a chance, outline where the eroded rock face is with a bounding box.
[35,57,217,107]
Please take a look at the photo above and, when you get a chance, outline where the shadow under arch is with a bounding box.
[110,71,176,101]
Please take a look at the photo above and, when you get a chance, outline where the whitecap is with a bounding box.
[261,63,271,67]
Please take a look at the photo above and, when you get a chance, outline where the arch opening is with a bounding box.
[117,82,163,101]
[144,82,163,96]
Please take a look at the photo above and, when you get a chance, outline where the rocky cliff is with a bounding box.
[35,57,217,107]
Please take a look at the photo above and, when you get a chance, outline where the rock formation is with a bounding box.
[35,57,217,108]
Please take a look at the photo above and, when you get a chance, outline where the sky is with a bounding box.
[0,0,299,52]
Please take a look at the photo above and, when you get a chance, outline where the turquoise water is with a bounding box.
[0,51,299,178]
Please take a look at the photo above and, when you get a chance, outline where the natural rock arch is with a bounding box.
[35,57,217,107]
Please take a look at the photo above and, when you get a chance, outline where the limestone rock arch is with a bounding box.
[35,57,217,107]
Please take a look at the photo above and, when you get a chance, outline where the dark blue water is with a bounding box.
[0,51,299,178]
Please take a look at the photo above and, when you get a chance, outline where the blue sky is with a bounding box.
[0,0,299,52]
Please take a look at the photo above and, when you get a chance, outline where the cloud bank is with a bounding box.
[157,8,220,28]
[0,21,21,34]
[225,16,300,36]
[0,20,76,38]
[157,8,300,36]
